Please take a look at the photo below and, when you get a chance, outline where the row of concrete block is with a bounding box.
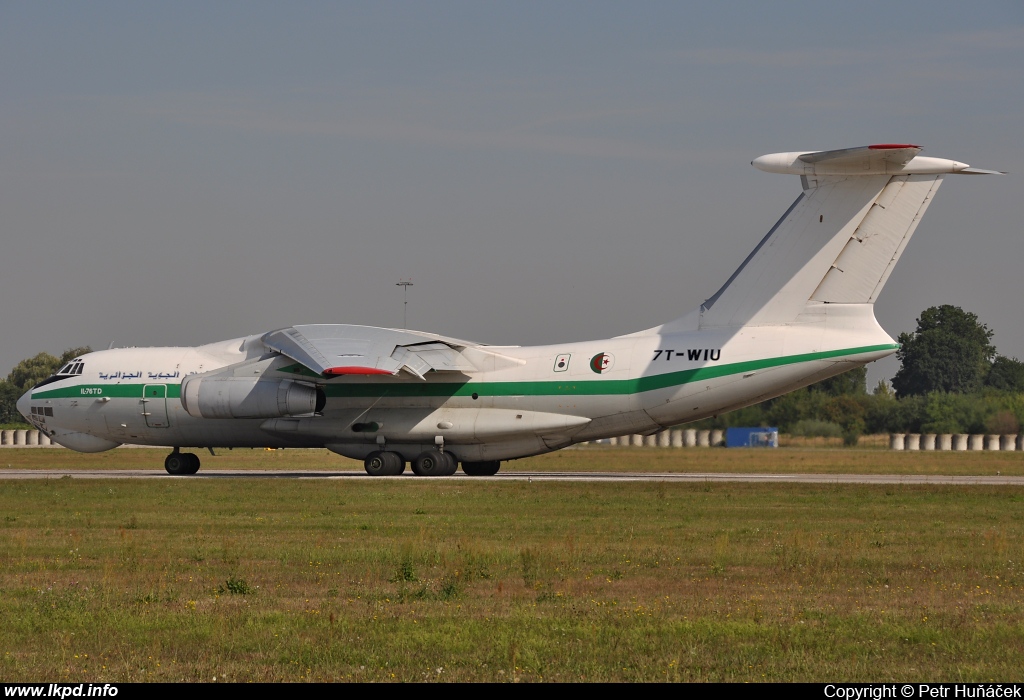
[0,429,53,446]
[889,433,1023,451]
[586,429,724,448]
[16,427,1010,451]
[0,427,712,449]
[1,428,718,449]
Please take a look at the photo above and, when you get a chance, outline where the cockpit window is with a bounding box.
[33,374,68,389]
[32,360,86,389]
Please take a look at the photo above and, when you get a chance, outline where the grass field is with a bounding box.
[2,447,1024,682]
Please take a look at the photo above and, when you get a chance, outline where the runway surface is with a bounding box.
[1,469,1023,485]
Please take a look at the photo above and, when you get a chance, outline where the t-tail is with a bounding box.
[683,144,1001,331]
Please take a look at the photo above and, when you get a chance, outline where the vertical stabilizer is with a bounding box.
[809,175,942,304]
[693,145,995,329]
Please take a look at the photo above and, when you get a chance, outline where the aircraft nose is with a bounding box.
[16,389,32,421]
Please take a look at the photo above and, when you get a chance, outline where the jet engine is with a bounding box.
[181,376,320,419]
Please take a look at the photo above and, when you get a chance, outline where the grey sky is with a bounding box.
[2,1,1022,389]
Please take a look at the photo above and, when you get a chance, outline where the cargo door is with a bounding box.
[142,384,169,428]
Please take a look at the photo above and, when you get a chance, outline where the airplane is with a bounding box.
[17,144,1000,476]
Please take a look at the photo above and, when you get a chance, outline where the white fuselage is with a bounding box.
[20,304,896,462]
[23,142,986,468]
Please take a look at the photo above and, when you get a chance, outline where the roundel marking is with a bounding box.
[590,352,614,374]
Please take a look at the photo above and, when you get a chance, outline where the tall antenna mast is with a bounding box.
[396,279,413,329]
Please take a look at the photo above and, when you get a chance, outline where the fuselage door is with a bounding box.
[142,384,170,428]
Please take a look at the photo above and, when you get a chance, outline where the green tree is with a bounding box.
[0,381,22,424]
[7,352,60,393]
[985,356,1024,392]
[821,394,867,445]
[872,380,893,398]
[7,347,91,392]
[0,347,91,424]
[892,305,995,397]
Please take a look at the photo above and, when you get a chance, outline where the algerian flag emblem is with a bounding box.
[590,352,614,374]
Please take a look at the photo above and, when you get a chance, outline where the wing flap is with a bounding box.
[395,342,478,372]
[262,324,480,378]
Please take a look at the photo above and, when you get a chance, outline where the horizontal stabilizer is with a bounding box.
[694,144,999,329]
[800,143,920,167]
[752,144,977,178]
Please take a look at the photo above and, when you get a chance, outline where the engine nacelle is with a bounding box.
[181,376,319,419]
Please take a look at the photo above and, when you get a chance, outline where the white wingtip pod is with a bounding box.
[751,144,992,176]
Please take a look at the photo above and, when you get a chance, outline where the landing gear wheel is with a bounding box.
[165,452,201,475]
[412,450,456,477]
[439,451,458,476]
[461,460,500,476]
[364,451,387,476]
[383,451,406,475]
[165,452,190,475]
[365,451,405,476]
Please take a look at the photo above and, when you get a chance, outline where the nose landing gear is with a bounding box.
[165,448,201,475]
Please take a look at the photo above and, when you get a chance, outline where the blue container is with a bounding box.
[725,427,778,448]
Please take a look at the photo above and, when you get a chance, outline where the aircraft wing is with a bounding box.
[261,324,479,379]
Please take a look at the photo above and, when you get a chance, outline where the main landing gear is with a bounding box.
[363,450,405,476]
[362,450,501,477]
[165,448,200,475]
[411,449,458,477]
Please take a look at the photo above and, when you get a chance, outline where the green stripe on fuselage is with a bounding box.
[324,343,897,398]
[32,383,182,400]
[30,344,897,401]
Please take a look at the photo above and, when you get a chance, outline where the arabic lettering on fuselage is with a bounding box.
[97,370,177,381]
[147,371,180,379]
